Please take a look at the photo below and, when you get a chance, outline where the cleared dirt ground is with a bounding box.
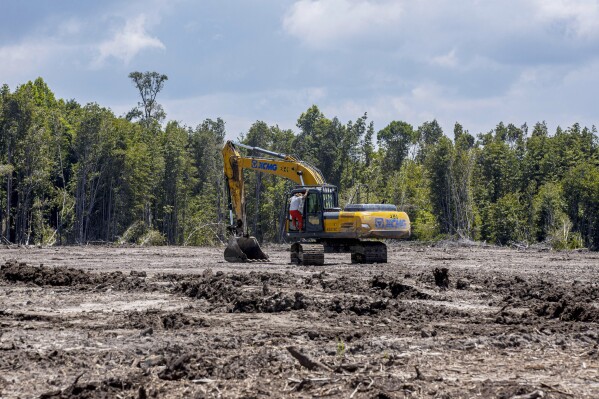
[1,243,598,398]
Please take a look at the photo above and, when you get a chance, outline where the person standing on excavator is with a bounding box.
[289,191,307,230]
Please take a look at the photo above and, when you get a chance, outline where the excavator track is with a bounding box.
[351,241,387,264]
[290,243,325,266]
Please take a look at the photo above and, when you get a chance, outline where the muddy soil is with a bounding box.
[0,243,598,398]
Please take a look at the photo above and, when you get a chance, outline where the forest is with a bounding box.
[1,73,598,250]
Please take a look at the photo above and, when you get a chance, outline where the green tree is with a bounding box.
[452,132,477,238]
[377,121,417,176]
[0,79,57,244]
[294,106,340,186]
[532,182,575,248]
[489,193,526,245]
[243,121,272,240]
[158,122,194,244]
[386,160,437,240]
[127,71,168,126]
[417,119,443,162]
[425,136,454,235]
[71,104,114,243]
[186,118,226,245]
[0,83,13,242]
[338,114,368,191]
[563,162,599,249]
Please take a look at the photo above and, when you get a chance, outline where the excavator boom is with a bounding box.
[223,141,324,230]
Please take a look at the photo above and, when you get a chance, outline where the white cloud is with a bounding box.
[431,49,458,68]
[0,43,51,71]
[283,0,403,49]
[0,41,66,83]
[531,0,599,38]
[95,14,165,65]
[1,11,170,82]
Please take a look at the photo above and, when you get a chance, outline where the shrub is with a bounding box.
[118,221,146,244]
[411,210,439,241]
[489,193,526,245]
[138,229,166,246]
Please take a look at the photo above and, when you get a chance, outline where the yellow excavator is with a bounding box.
[222,140,410,265]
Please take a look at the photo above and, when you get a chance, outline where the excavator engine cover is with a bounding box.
[224,236,269,262]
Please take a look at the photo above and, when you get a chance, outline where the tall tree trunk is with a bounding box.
[76,172,87,244]
[277,189,287,243]
[180,187,186,245]
[5,142,11,242]
[444,168,454,235]
[0,187,3,242]
[84,166,104,242]
[57,143,67,245]
[216,175,224,241]
[173,182,179,244]
[106,178,113,241]
[16,186,32,245]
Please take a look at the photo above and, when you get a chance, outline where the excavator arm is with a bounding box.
[222,141,324,233]
[222,140,325,261]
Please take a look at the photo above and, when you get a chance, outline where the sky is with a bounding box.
[2,0,599,139]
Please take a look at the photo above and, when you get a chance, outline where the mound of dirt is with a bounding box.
[233,291,309,313]
[328,297,388,316]
[155,346,294,382]
[0,260,150,291]
[316,274,366,293]
[434,267,450,289]
[176,270,310,313]
[1,260,96,286]
[39,375,146,399]
[124,309,209,330]
[177,270,245,304]
[163,269,296,288]
[370,275,432,300]
[481,273,599,322]
[536,299,599,322]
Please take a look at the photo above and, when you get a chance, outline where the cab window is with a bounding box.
[306,193,321,213]
[322,192,335,210]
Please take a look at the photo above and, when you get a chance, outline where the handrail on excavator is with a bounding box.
[231,141,291,160]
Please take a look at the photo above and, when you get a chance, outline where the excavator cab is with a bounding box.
[285,185,338,234]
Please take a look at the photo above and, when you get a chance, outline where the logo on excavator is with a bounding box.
[251,160,278,171]
[375,218,407,229]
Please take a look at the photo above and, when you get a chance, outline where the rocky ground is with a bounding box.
[0,243,598,398]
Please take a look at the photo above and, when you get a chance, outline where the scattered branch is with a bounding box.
[286,346,333,372]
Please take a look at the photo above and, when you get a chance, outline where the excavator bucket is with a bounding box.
[224,236,269,262]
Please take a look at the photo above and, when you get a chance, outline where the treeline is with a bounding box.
[247,107,599,250]
[0,77,226,246]
[1,77,599,249]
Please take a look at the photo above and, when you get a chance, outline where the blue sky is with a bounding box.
[2,0,599,139]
